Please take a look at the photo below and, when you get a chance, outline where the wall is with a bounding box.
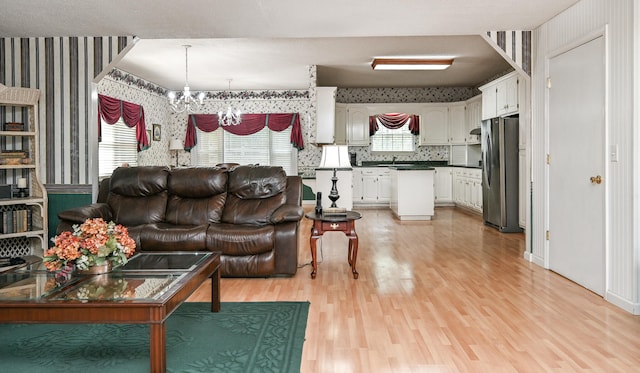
[0,36,132,185]
[531,0,638,313]
[337,87,475,103]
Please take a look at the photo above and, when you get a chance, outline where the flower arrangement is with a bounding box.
[44,218,136,272]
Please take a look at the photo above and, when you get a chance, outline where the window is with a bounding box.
[98,119,138,177]
[192,127,297,175]
[370,118,416,153]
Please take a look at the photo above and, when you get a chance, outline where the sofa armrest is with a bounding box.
[57,203,113,224]
[270,205,304,224]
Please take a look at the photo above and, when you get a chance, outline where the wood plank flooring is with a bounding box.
[188,207,640,372]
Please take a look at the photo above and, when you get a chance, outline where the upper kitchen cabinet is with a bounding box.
[334,103,347,145]
[465,95,482,144]
[316,86,337,144]
[448,103,467,144]
[346,105,369,146]
[419,104,449,145]
[479,71,519,120]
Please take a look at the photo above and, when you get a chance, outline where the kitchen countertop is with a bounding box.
[299,161,481,179]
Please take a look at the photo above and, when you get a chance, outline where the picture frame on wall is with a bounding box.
[153,124,161,141]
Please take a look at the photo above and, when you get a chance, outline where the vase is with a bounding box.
[77,261,112,275]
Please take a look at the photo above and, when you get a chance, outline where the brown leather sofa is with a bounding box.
[56,165,304,277]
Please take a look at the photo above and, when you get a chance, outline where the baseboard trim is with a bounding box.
[606,291,640,315]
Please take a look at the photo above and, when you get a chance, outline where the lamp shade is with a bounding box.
[318,145,351,168]
[169,138,183,151]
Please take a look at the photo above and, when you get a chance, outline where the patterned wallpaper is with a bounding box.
[337,87,476,103]
[98,69,472,174]
[100,68,319,171]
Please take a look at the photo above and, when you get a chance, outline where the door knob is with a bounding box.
[590,175,602,184]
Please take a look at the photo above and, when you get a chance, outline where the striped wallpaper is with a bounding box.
[0,36,132,185]
[485,31,532,76]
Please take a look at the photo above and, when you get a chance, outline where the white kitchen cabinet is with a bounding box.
[334,103,347,145]
[346,105,370,146]
[479,71,519,120]
[448,103,467,144]
[452,168,482,214]
[434,167,453,205]
[465,95,482,144]
[481,85,497,120]
[354,167,390,205]
[419,105,449,145]
[377,171,392,202]
[496,73,519,117]
[316,87,337,144]
[361,170,378,202]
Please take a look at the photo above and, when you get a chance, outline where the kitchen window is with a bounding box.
[192,127,297,175]
[370,118,416,153]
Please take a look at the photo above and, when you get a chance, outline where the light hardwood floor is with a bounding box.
[189,207,640,372]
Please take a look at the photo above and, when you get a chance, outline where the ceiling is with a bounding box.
[0,0,580,91]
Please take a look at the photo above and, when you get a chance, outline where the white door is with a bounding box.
[548,36,606,296]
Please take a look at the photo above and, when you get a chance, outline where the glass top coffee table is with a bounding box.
[0,251,221,372]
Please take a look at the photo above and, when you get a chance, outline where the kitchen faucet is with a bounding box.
[392,156,397,164]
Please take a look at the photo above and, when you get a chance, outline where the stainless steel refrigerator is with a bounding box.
[481,116,522,232]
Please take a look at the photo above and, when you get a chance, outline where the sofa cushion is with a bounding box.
[222,165,287,225]
[206,223,274,256]
[138,223,207,251]
[227,165,287,199]
[107,166,170,226]
[166,167,228,225]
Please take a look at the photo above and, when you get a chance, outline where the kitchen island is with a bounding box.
[389,165,435,220]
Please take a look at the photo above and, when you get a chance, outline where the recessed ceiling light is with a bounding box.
[371,58,454,71]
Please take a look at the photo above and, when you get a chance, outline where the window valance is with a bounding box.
[369,113,420,136]
[184,113,304,151]
[97,94,149,151]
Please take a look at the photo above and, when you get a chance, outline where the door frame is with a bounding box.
[543,27,609,288]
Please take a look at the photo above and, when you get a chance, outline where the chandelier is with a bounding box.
[168,45,205,114]
[218,79,242,126]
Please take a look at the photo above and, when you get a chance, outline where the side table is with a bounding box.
[305,211,362,279]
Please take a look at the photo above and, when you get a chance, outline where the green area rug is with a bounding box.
[0,301,309,373]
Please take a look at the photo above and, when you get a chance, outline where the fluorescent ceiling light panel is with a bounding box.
[371,58,454,70]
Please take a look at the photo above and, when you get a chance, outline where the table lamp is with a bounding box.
[318,145,351,214]
[169,138,183,167]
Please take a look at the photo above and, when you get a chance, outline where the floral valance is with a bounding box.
[184,113,304,151]
[97,94,149,151]
[369,113,419,136]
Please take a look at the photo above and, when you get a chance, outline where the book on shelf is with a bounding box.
[0,208,32,234]
[0,151,28,158]
[3,122,25,131]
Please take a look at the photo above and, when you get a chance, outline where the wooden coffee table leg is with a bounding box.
[211,267,221,312]
[149,322,166,373]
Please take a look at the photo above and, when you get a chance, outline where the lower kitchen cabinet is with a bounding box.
[353,167,391,206]
[452,168,482,214]
[434,167,453,205]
